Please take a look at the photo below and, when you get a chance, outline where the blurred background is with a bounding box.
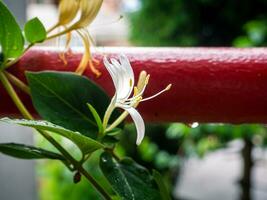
[1,0,267,200]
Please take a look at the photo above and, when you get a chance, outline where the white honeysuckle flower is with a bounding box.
[102,54,171,145]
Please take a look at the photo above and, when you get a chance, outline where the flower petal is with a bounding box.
[119,54,134,97]
[110,58,128,98]
[109,57,133,101]
[119,54,134,83]
[58,0,80,25]
[75,0,103,28]
[123,107,145,145]
[103,57,119,91]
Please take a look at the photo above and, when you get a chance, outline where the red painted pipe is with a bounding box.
[2,47,267,124]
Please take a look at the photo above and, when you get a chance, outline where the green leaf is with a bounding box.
[1,118,104,155]
[0,143,65,160]
[87,103,103,134]
[24,17,47,43]
[26,71,119,138]
[152,170,171,200]
[100,152,161,200]
[102,136,119,147]
[106,128,122,136]
[0,1,24,60]
[101,128,122,146]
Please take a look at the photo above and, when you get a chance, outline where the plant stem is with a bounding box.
[0,71,112,200]
[4,71,30,94]
[47,28,71,40]
[0,72,33,119]
[75,164,112,200]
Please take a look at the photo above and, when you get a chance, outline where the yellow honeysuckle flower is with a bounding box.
[47,0,103,77]
[73,0,103,29]
[58,0,80,26]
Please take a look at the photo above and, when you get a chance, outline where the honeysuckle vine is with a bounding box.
[0,1,172,200]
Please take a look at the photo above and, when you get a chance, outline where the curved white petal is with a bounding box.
[119,54,134,98]
[119,54,134,82]
[103,57,119,91]
[123,107,145,145]
[110,58,131,100]
[110,58,127,99]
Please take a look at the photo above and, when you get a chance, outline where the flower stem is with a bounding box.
[102,98,116,132]
[0,71,112,200]
[47,28,71,41]
[106,111,128,132]
[47,23,59,34]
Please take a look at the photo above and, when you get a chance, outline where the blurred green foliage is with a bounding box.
[129,0,267,46]
[118,124,267,171]
[233,20,267,47]
[37,136,113,200]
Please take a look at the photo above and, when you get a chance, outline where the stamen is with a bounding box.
[127,75,149,102]
[137,71,147,91]
[142,84,172,102]
[65,31,72,51]
[59,52,68,66]
[134,87,138,96]
[58,31,72,65]
[75,30,90,75]
[75,29,101,77]
[145,74,150,84]
[137,96,143,102]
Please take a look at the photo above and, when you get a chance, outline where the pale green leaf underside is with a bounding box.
[1,118,104,155]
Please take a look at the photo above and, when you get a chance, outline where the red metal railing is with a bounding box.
[2,47,267,123]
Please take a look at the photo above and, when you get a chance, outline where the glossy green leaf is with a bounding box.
[26,71,119,138]
[24,17,47,43]
[0,143,65,160]
[87,103,103,134]
[1,118,104,155]
[0,1,24,60]
[100,152,161,200]
[152,170,171,200]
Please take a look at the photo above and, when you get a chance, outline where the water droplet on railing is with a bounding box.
[187,122,199,128]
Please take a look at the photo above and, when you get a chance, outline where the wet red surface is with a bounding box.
[3,47,267,123]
